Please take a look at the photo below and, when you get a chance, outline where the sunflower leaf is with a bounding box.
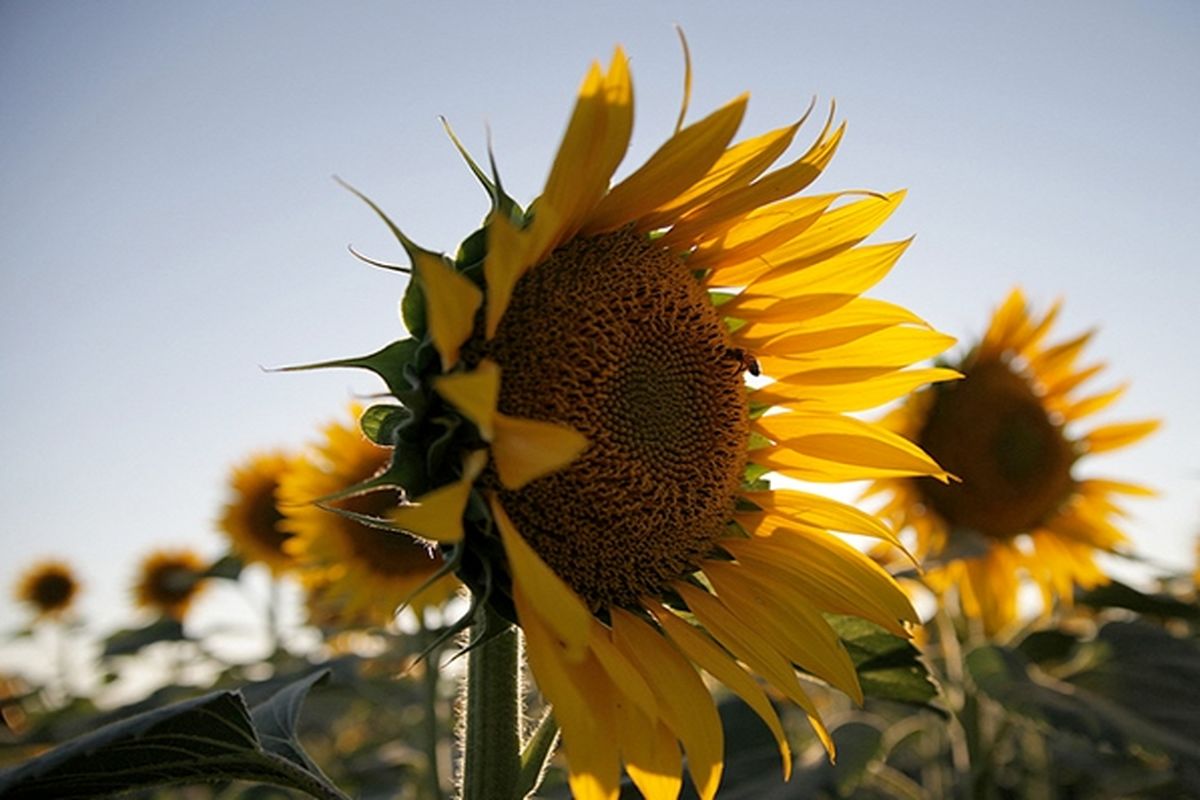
[360,403,413,446]
[205,553,245,581]
[102,617,187,657]
[0,670,348,800]
[1076,580,1200,621]
[826,614,938,708]
[275,339,422,399]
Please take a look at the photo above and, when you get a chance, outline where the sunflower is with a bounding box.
[868,289,1158,635]
[218,451,297,575]
[320,44,955,799]
[14,560,79,620]
[133,549,209,620]
[279,407,459,626]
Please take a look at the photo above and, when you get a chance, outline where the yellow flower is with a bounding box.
[218,451,297,575]
[15,560,79,620]
[279,407,459,626]
[869,289,1158,635]
[343,45,953,799]
[133,549,209,620]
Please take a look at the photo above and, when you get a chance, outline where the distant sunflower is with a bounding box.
[133,549,209,620]
[323,44,955,798]
[869,289,1158,635]
[219,451,296,575]
[15,560,79,620]
[279,408,459,626]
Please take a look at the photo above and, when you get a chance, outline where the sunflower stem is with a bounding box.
[459,603,522,800]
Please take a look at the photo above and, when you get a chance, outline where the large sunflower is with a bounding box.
[279,407,459,626]
[324,45,954,799]
[868,289,1158,635]
[219,451,297,575]
[14,560,80,621]
[133,549,209,620]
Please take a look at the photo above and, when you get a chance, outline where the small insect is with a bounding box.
[725,347,761,377]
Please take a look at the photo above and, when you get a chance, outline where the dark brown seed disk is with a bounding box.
[487,228,749,609]
[916,357,1076,539]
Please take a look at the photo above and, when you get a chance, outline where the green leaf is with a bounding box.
[0,670,348,800]
[827,615,939,708]
[205,553,245,581]
[1077,580,1200,620]
[102,617,187,657]
[401,277,428,338]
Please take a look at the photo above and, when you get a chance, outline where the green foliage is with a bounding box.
[827,615,939,708]
[102,617,187,657]
[0,670,346,799]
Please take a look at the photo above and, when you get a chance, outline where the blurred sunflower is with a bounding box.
[279,407,459,626]
[14,560,79,620]
[133,549,209,620]
[868,289,1158,635]
[327,44,955,799]
[219,451,297,575]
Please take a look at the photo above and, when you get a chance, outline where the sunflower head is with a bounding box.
[15,560,80,620]
[298,42,956,798]
[133,549,209,620]
[871,288,1158,634]
[218,451,297,575]
[279,407,458,627]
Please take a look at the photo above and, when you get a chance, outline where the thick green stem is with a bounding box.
[459,604,522,800]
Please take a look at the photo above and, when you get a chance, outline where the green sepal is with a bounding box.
[401,277,428,339]
[360,404,412,446]
[273,339,422,399]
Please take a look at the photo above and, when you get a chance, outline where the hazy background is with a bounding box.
[2,2,1197,641]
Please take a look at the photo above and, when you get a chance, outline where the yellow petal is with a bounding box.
[673,119,845,237]
[1058,384,1127,421]
[617,711,683,800]
[582,95,748,234]
[433,360,499,440]
[483,212,530,339]
[587,619,659,721]
[757,326,955,370]
[412,249,482,371]
[650,603,795,779]
[492,413,588,489]
[681,193,842,268]
[738,489,907,551]
[1082,419,1160,454]
[389,450,487,543]
[515,589,620,800]
[610,608,723,800]
[752,367,961,413]
[723,534,917,636]
[705,194,906,288]
[528,49,633,263]
[492,496,591,660]
[673,581,831,752]
[702,561,862,703]
[753,412,951,481]
[639,120,802,229]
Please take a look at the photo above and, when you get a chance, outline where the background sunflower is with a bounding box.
[14,561,79,621]
[868,288,1159,634]
[132,549,209,621]
[279,408,459,627]
[218,451,297,575]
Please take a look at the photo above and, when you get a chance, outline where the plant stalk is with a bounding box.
[459,603,522,800]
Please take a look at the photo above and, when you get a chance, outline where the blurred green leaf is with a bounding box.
[1077,580,1200,620]
[827,615,939,708]
[206,553,245,581]
[102,617,187,657]
[0,669,347,800]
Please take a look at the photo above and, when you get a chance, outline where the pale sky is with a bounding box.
[2,2,1197,639]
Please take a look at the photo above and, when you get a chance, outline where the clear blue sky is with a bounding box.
[2,2,1197,636]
